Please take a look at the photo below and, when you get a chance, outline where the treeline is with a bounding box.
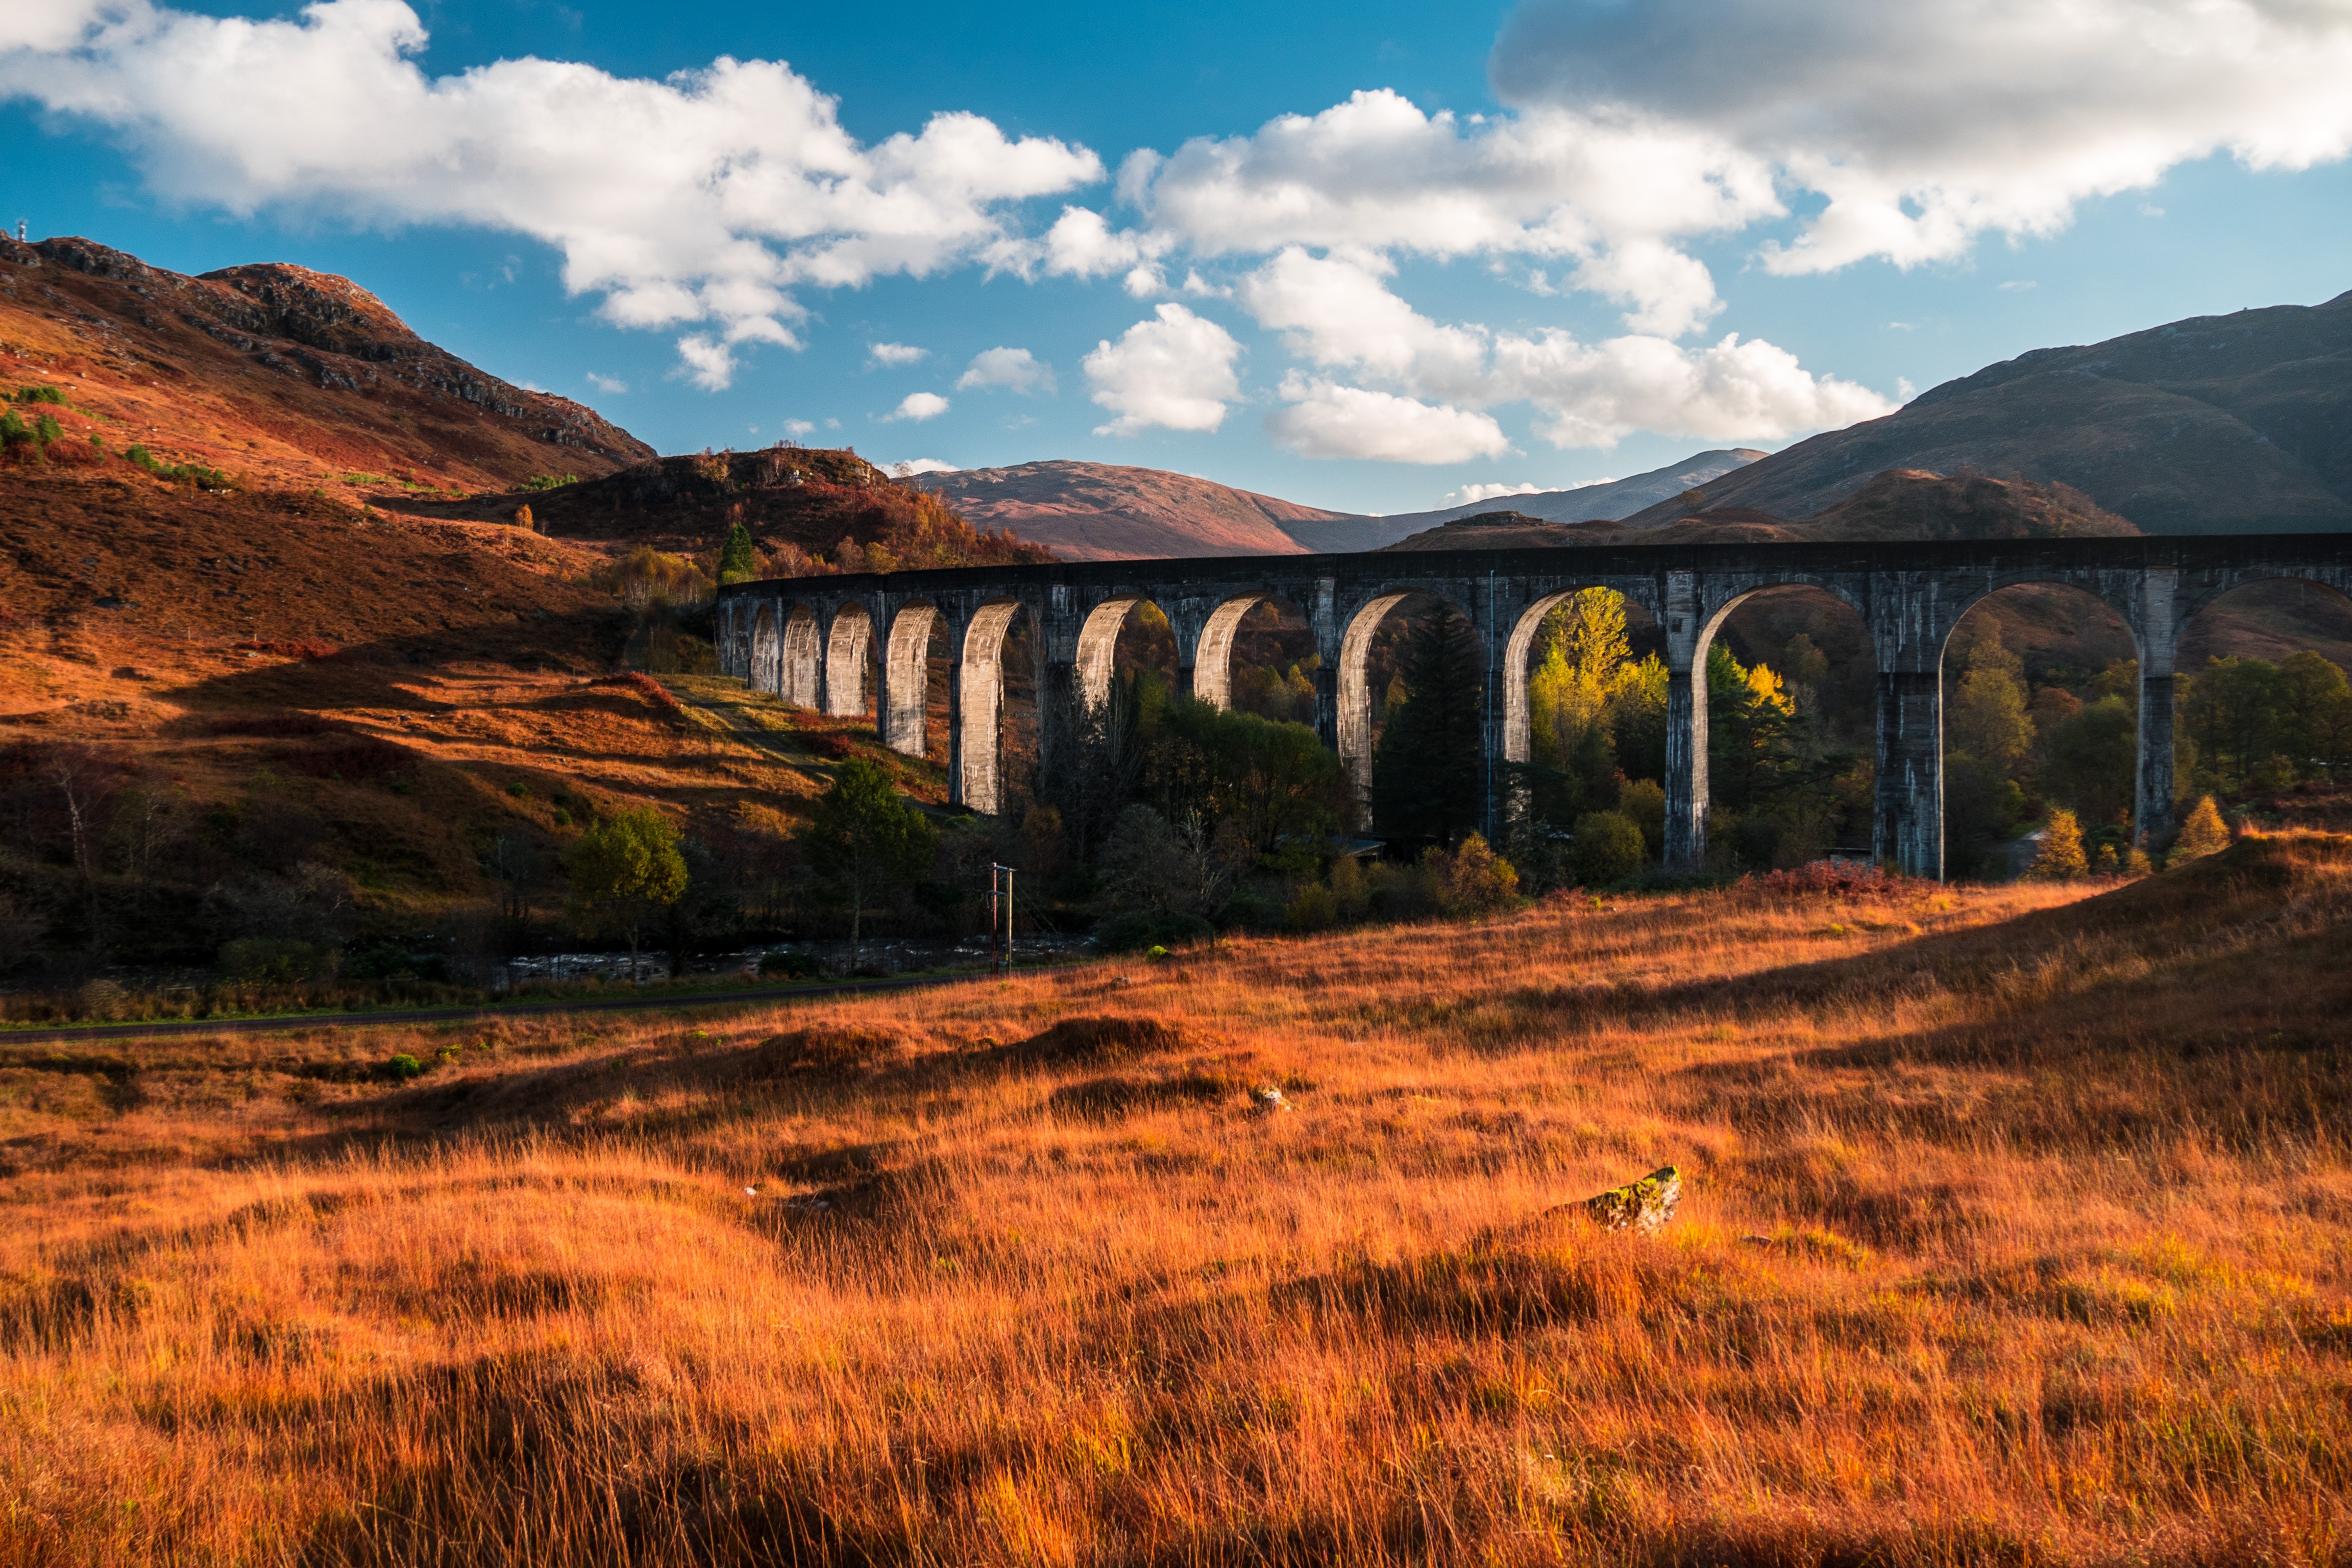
[1942,626,2352,873]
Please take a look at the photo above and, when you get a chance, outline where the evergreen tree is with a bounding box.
[1372,609,1484,842]
[717,522,759,585]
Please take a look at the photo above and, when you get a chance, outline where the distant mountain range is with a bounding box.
[1631,291,2352,533]
[906,449,1770,559]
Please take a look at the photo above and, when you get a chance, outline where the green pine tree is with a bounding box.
[1372,609,1485,842]
[717,522,759,585]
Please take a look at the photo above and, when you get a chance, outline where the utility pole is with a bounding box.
[987,863,1016,973]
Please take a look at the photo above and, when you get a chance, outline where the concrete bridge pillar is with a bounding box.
[1659,571,1709,870]
[2135,568,2182,849]
[1874,669,1943,878]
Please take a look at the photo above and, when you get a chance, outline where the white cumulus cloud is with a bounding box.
[1490,330,1895,449]
[585,372,627,393]
[781,419,815,437]
[955,346,1054,395]
[868,341,927,366]
[885,391,949,422]
[888,458,958,477]
[0,0,1100,384]
[1082,303,1242,436]
[1267,379,1511,464]
[1440,481,1549,507]
[1491,0,2352,276]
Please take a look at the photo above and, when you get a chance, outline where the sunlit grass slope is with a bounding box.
[5,837,2351,1565]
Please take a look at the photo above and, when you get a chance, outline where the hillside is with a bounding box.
[0,236,650,499]
[1622,290,2352,533]
[9,837,2352,1563]
[1379,468,2141,550]
[904,459,1352,559]
[901,451,1767,560]
[404,447,1055,569]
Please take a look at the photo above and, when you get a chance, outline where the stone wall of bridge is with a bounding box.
[714,535,2352,880]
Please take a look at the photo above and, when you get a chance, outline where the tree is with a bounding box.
[2171,795,2230,864]
[1149,702,1350,854]
[565,808,689,981]
[1947,628,2034,775]
[2042,696,2136,828]
[2027,808,2087,880]
[1373,608,1484,842]
[799,759,937,967]
[717,522,759,585]
[2184,656,2286,793]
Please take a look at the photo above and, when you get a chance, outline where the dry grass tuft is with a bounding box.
[5,836,2352,1564]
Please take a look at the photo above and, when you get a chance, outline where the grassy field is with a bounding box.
[4,836,2350,1565]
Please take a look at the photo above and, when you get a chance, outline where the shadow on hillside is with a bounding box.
[1503,838,2346,1051]
[163,611,631,719]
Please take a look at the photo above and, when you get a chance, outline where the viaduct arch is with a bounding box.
[714,535,2352,879]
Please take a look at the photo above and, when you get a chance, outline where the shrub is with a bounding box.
[520,473,579,492]
[1435,832,1521,914]
[757,950,825,980]
[1095,910,1214,952]
[13,384,67,405]
[1571,811,1645,885]
[1285,881,1339,931]
[1619,777,1667,859]
[218,938,333,984]
[385,1054,425,1081]
[126,443,233,489]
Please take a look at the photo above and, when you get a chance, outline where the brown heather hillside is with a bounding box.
[405,446,1056,569]
[5,836,2352,1564]
[0,236,649,500]
[1623,290,2352,534]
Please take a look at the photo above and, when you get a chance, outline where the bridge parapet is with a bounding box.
[714,535,2352,877]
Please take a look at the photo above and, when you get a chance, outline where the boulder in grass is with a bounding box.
[1573,1165,1681,1234]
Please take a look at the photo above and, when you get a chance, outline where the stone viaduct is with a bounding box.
[715,534,2352,879]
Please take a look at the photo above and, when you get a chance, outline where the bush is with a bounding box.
[757,950,825,979]
[1095,910,1214,952]
[1433,833,1521,914]
[2171,795,2230,864]
[1285,882,1339,931]
[13,384,67,405]
[1619,778,1667,859]
[385,1054,425,1081]
[521,473,579,492]
[1571,811,1646,886]
[219,938,335,984]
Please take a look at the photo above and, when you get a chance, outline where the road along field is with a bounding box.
[4,838,2349,1565]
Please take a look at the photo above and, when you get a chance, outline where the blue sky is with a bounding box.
[6,0,2350,514]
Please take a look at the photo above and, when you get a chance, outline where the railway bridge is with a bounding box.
[715,534,2352,878]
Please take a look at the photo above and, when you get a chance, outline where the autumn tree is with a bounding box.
[2171,795,2230,864]
[2027,807,2088,880]
[565,808,689,982]
[800,759,938,967]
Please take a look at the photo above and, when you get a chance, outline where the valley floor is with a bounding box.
[4,838,2350,1565]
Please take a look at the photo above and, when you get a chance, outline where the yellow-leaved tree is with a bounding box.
[2171,795,2231,864]
[2028,808,2088,880]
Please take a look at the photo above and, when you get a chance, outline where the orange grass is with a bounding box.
[5,838,2352,1565]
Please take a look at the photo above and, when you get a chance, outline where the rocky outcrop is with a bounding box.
[1573,1166,1682,1234]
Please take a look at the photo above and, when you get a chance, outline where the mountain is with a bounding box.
[403,447,1056,569]
[1622,291,2352,533]
[902,460,1357,560]
[903,449,1767,559]
[0,236,651,498]
[1338,449,1768,545]
[1378,469,2141,551]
